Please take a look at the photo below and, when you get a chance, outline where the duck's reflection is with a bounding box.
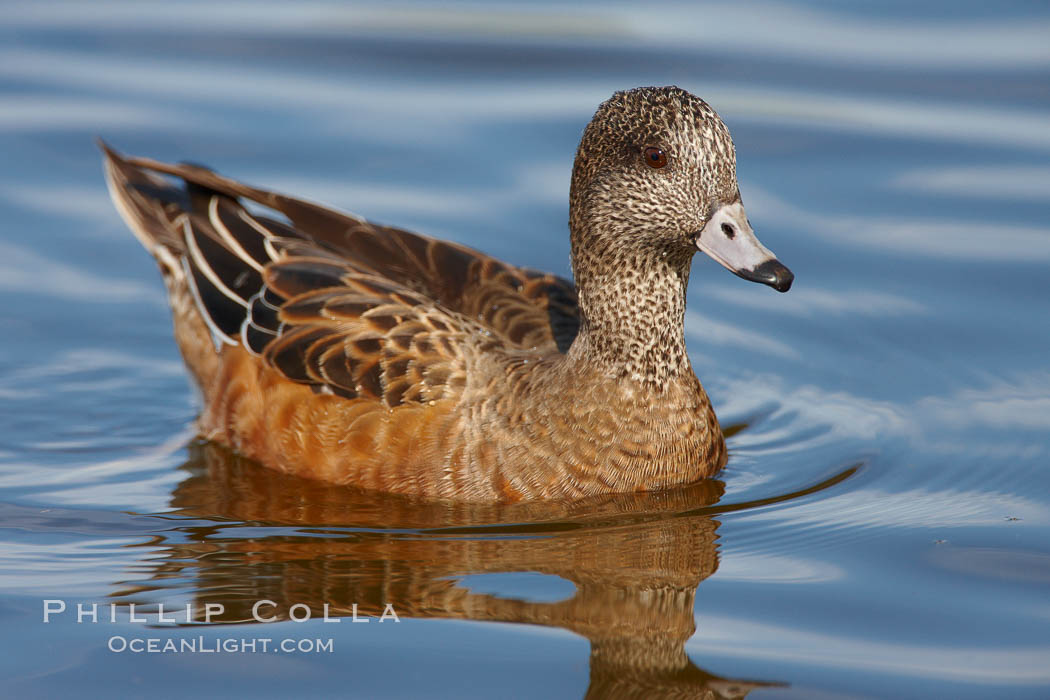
[119,441,780,698]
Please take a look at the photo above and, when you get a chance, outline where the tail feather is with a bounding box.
[100,141,316,351]
[100,140,189,275]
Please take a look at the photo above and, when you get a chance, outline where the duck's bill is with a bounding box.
[695,202,793,292]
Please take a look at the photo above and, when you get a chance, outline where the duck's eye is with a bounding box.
[642,146,667,169]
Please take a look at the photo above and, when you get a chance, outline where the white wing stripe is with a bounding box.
[208,196,264,272]
[238,209,286,262]
[181,255,237,349]
[181,218,250,308]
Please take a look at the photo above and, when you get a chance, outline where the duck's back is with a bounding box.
[102,145,584,499]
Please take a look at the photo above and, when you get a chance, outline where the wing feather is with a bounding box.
[101,144,581,404]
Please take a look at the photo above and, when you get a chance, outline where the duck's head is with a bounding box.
[569,86,792,293]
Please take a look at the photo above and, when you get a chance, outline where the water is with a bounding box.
[1,2,1048,698]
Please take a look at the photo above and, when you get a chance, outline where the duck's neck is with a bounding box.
[567,238,695,390]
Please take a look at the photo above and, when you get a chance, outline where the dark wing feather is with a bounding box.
[102,145,579,403]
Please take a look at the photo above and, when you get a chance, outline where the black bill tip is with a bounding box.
[738,259,794,293]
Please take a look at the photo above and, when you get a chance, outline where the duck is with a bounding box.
[101,85,792,503]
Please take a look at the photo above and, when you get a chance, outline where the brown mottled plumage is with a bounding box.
[102,86,792,502]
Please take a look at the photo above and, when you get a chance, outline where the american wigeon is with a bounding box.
[102,86,792,502]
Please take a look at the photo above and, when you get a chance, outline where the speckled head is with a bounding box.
[570,86,792,293]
